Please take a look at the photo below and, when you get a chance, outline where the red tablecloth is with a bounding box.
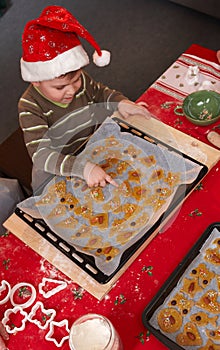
[0,44,220,350]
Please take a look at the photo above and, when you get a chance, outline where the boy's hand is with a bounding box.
[83,162,118,188]
[118,99,151,119]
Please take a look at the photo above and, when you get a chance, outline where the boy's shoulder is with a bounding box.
[20,83,38,101]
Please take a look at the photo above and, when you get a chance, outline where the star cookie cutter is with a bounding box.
[0,280,11,305]
[39,278,67,299]
[45,319,70,347]
[27,301,56,330]
[2,306,28,334]
[10,282,36,308]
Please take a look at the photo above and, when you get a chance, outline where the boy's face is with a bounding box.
[33,70,82,104]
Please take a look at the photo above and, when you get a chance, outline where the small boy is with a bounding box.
[18,5,150,190]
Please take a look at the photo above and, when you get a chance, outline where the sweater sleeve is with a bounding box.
[83,71,128,109]
[18,91,86,178]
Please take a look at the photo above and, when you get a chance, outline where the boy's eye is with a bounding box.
[56,86,65,90]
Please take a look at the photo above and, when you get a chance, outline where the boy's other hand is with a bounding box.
[118,99,151,119]
[83,162,118,188]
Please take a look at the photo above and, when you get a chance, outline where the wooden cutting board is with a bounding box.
[3,115,220,300]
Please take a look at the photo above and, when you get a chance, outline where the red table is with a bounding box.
[1,44,220,350]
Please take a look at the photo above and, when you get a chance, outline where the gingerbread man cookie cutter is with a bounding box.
[27,301,56,330]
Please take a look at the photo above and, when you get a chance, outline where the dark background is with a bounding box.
[1,0,220,143]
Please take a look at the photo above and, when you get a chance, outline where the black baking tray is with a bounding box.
[15,117,208,285]
[142,222,220,350]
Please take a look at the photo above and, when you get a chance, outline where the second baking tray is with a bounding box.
[142,222,220,350]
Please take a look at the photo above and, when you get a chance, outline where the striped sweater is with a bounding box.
[18,70,127,180]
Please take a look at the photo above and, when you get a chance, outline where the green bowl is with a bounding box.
[183,90,220,126]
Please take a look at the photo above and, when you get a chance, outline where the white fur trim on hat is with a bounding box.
[93,50,111,67]
[20,45,89,82]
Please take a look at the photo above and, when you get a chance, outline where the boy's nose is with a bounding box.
[67,85,76,95]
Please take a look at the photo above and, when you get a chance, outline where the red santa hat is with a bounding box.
[20,5,111,82]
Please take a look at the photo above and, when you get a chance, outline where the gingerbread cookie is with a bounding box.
[122,144,141,159]
[47,204,67,219]
[132,185,150,201]
[89,213,108,230]
[128,170,141,183]
[164,171,181,187]
[111,218,126,230]
[190,312,218,327]
[35,192,56,206]
[96,245,120,262]
[113,203,139,220]
[59,192,79,209]
[74,203,92,218]
[204,247,220,265]
[100,157,118,171]
[90,187,105,202]
[105,149,121,160]
[148,169,164,184]
[157,308,182,333]
[190,263,215,288]
[102,196,121,212]
[104,135,123,147]
[168,292,194,315]
[180,277,202,297]
[83,235,103,250]
[116,230,137,246]
[206,328,220,342]
[71,225,92,241]
[116,160,130,175]
[55,215,78,229]
[196,290,220,314]
[154,186,173,199]
[48,180,66,197]
[176,322,202,346]
[90,145,105,158]
[217,275,220,292]
[198,339,220,350]
[115,180,133,197]
[144,194,166,211]
[139,154,156,167]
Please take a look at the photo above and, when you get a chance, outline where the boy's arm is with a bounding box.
[84,71,150,119]
[18,97,86,179]
[83,71,128,108]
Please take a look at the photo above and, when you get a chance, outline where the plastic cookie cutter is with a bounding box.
[39,278,67,299]
[2,306,28,334]
[10,282,37,309]
[45,319,70,347]
[0,280,11,305]
[27,301,56,330]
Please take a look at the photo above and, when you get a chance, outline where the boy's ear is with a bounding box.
[32,82,40,87]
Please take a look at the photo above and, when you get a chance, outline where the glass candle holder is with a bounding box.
[69,313,123,350]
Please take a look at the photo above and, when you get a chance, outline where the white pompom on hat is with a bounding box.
[20,5,111,82]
